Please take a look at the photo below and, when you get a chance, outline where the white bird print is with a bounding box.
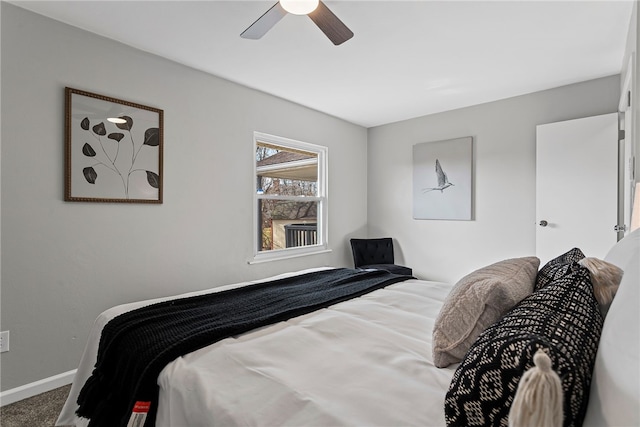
[422,159,454,193]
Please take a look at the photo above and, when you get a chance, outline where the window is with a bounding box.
[253,132,328,262]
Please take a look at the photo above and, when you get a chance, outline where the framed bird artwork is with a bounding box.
[413,137,473,220]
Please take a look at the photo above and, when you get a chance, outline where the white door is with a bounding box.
[619,64,635,237]
[536,113,618,264]
[621,111,634,236]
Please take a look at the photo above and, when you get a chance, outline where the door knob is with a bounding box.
[539,220,548,227]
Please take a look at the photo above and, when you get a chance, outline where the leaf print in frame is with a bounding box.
[65,87,163,203]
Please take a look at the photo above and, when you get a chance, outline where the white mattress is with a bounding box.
[57,268,456,427]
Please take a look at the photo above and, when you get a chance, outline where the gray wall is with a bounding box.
[0,3,368,391]
[367,76,620,283]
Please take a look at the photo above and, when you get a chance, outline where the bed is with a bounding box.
[57,229,640,427]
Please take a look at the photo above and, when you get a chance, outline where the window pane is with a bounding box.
[253,133,327,261]
[256,144,317,196]
[258,199,318,251]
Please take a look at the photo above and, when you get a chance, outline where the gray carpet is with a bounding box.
[0,384,72,427]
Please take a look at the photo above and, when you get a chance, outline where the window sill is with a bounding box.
[248,247,332,264]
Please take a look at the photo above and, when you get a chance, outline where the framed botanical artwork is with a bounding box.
[65,87,163,203]
[413,136,473,220]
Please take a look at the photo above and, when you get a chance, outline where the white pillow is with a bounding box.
[583,229,640,426]
[602,228,640,269]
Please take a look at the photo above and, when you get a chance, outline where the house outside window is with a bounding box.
[252,132,328,262]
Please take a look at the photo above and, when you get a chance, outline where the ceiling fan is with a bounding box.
[240,0,353,46]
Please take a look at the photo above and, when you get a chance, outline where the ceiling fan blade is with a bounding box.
[240,2,287,40]
[308,1,353,45]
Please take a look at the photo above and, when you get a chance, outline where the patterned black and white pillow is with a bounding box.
[445,266,603,427]
[534,247,585,291]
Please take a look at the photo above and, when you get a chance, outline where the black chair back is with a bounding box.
[350,238,395,268]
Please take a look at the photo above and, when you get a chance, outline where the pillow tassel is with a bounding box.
[508,349,563,427]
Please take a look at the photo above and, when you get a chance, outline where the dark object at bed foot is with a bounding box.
[350,238,412,276]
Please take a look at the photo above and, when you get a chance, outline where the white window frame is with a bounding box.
[251,131,329,263]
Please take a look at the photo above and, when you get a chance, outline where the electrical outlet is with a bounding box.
[0,331,9,353]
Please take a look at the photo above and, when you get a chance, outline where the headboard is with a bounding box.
[583,228,640,426]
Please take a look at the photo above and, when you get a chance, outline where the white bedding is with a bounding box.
[57,268,457,426]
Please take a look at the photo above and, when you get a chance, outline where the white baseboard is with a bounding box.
[0,369,76,406]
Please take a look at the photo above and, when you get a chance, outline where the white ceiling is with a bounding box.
[11,0,634,128]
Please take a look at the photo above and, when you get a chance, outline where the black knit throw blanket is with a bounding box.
[76,268,411,427]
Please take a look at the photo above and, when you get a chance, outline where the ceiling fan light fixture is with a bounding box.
[241,0,353,45]
[279,0,319,15]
